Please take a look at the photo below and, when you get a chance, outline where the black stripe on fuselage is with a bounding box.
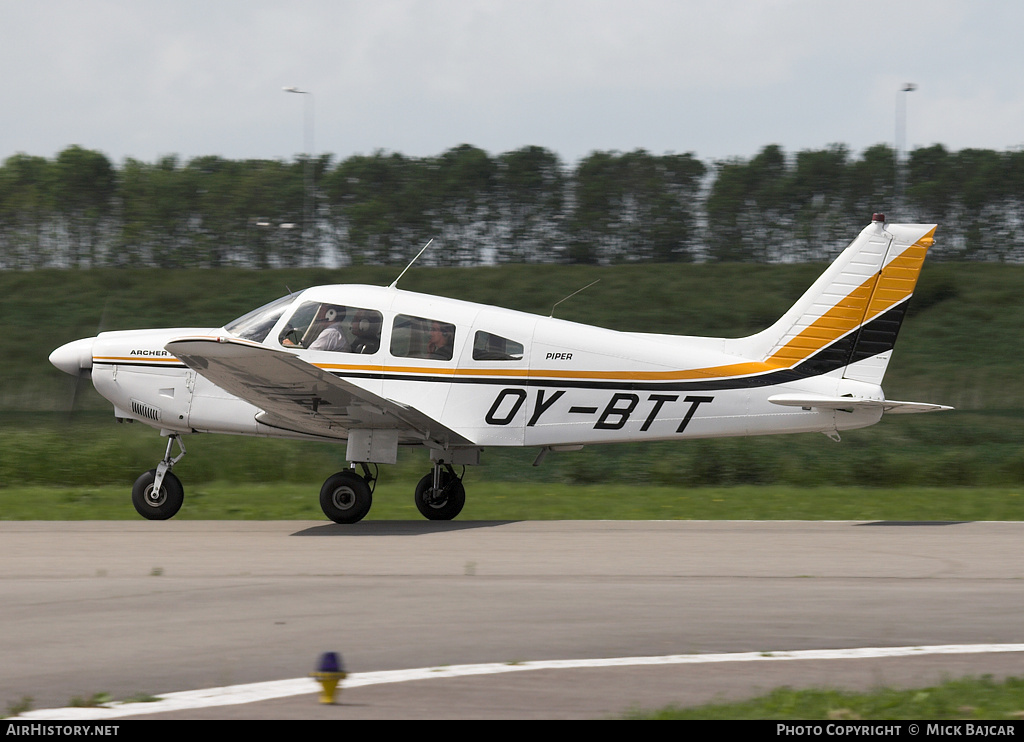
[92,361,189,370]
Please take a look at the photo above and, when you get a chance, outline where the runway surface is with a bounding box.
[2,519,1024,719]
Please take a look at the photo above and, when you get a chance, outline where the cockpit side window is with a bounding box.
[279,301,382,354]
[225,294,295,343]
[473,331,524,361]
[391,315,456,361]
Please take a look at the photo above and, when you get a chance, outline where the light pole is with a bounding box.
[283,86,315,261]
[895,82,916,218]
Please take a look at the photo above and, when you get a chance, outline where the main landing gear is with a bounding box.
[413,463,466,521]
[319,464,376,524]
[317,460,466,524]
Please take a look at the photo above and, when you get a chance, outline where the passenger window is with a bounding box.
[391,315,456,361]
[473,331,524,361]
[279,301,382,354]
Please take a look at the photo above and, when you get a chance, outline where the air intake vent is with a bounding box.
[131,399,161,422]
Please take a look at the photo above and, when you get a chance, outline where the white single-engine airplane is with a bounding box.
[50,214,951,523]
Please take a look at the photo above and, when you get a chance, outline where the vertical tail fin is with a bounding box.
[743,215,936,384]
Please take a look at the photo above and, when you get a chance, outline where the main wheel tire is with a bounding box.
[414,471,466,521]
[131,469,184,520]
[320,471,373,524]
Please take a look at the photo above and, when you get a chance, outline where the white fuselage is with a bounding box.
[80,284,884,450]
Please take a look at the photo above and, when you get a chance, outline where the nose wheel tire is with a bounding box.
[414,470,466,521]
[320,471,373,523]
[131,469,185,520]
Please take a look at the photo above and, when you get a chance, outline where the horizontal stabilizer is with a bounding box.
[768,393,953,415]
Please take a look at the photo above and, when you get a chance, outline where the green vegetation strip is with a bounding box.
[4,410,1024,521]
[2,481,1023,521]
[626,675,1024,720]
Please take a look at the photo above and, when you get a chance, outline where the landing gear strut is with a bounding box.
[132,434,186,520]
[414,462,466,521]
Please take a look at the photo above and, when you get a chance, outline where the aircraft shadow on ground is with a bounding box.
[291,520,519,536]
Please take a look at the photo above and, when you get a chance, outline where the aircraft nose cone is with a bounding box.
[49,337,95,376]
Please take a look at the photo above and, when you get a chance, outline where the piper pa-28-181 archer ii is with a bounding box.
[50,214,951,523]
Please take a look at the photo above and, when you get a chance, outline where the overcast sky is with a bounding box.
[4,0,1024,168]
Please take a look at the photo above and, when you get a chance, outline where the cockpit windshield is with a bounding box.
[224,294,295,343]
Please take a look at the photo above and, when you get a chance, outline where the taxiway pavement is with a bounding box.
[2,520,1022,719]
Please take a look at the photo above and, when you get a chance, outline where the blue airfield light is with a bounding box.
[312,651,347,704]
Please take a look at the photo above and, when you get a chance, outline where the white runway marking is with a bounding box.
[13,644,1024,720]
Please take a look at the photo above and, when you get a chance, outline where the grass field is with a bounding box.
[3,481,1023,521]
[3,412,1024,522]
[3,407,1024,519]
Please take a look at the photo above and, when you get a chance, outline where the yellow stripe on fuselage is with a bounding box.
[315,361,779,384]
[93,356,182,364]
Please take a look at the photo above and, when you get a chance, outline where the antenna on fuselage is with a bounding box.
[389,239,434,289]
[550,279,600,318]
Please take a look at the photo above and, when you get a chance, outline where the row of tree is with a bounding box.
[2,142,1023,269]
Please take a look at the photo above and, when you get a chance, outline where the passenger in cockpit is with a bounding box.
[349,309,381,354]
[426,320,454,360]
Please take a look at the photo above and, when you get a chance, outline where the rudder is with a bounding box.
[841,220,935,384]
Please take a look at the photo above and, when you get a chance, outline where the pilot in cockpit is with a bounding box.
[279,302,382,353]
[307,307,349,351]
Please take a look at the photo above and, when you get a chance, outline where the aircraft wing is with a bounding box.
[768,394,953,414]
[165,336,473,447]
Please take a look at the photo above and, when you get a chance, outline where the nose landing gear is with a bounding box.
[132,434,186,520]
